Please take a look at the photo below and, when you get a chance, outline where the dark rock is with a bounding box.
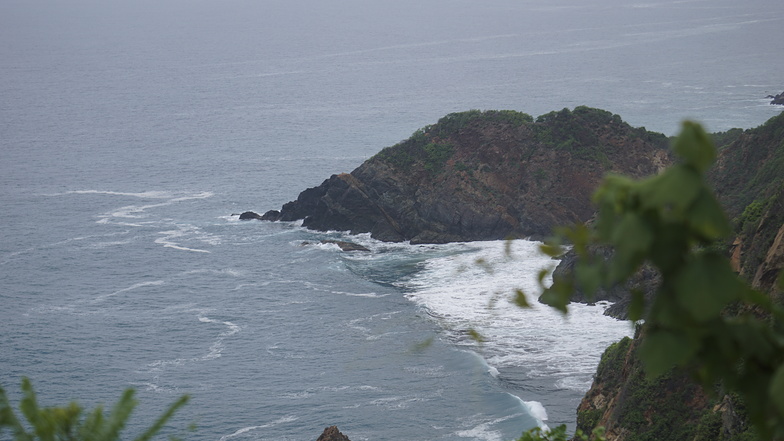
[238,211,263,220]
[261,210,282,221]
[261,108,672,244]
[319,240,370,252]
[316,426,351,441]
[769,91,784,105]
[551,246,660,320]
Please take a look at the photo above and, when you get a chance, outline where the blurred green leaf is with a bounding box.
[513,289,531,308]
[640,329,698,377]
[539,242,563,258]
[628,289,646,323]
[539,279,573,314]
[686,189,731,240]
[638,165,702,213]
[770,364,784,414]
[672,121,716,173]
[673,253,741,322]
[467,328,486,343]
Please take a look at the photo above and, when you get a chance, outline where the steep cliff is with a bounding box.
[572,111,784,441]
[262,107,671,243]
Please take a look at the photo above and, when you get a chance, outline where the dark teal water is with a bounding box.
[1,1,782,440]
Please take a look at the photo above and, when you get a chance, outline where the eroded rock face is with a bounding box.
[315,426,351,441]
[263,108,672,244]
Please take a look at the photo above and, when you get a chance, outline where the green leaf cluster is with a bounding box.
[539,121,784,440]
[516,424,605,441]
[0,378,189,441]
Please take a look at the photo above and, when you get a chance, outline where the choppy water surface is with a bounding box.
[2,0,782,440]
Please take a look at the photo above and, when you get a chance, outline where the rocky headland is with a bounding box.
[261,107,671,244]
[255,107,784,441]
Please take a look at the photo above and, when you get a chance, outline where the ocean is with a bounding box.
[1,0,782,440]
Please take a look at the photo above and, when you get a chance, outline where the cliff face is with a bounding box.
[263,107,671,243]
[573,112,784,441]
[575,333,720,441]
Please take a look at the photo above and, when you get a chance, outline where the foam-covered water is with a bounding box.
[2,0,783,440]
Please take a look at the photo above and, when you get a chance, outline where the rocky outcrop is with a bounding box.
[768,91,784,105]
[263,107,671,244]
[238,211,264,220]
[315,426,351,441]
[553,246,660,320]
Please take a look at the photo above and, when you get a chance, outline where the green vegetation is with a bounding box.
[517,424,605,441]
[532,106,661,165]
[432,109,533,136]
[594,336,632,392]
[422,142,454,173]
[372,109,534,174]
[709,112,784,220]
[711,127,744,150]
[0,378,190,441]
[534,121,784,440]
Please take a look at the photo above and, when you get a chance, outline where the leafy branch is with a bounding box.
[0,378,190,441]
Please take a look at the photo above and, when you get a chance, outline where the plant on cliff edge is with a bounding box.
[0,377,190,441]
[526,121,784,440]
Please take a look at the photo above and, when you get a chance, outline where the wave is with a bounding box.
[399,239,633,391]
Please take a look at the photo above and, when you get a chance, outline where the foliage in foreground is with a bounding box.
[517,424,605,441]
[0,377,190,441]
[522,121,784,440]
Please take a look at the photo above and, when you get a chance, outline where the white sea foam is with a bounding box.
[522,400,549,425]
[92,280,165,303]
[402,239,634,391]
[333,290,388,298]
[218,416,299,441]
[155,226,213,253]
[455,413,521,441]
[44,190,174,199]
[88,191,213,225]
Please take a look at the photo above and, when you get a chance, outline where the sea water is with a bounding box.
[1,0,783,440]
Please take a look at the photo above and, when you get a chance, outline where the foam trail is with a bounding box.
[59,190,174,198]
[1,231,131,265]
[155,228,211,253]
[218,416,299,441]
[92,280,165,303]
